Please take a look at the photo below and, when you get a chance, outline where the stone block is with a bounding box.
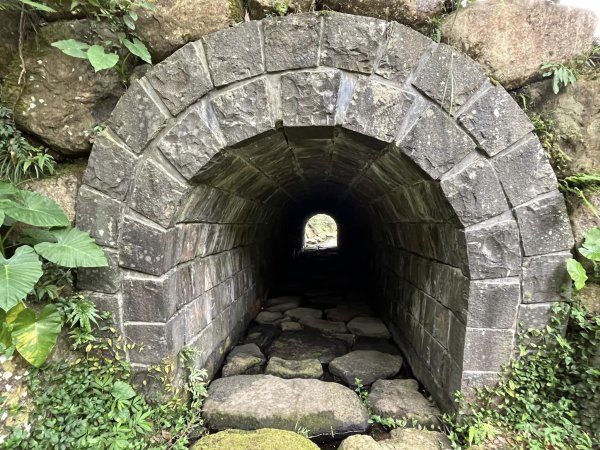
[119,215,178,276]
[518,303,554,329]
[467,278,520,329]
[399,104,476,179]
[447,313,466,365]
[458,85,534,157]
[83,132,137,200]
[412,44,487,113]
[492,135,557,207]
[515,192,574,256]
[184,295,212,343]
[344,78,413,143]
[76,186,122,248]
[122,272,178,322]
[146,42,212,116]
[108,80,170,153]
[202,21,264,87]
[125,313,185,365]
[210,78,275,146]
[463,328,514,372]
[87,292,121,324]
[460,371,500,400]
[321,13,387,73]
[263,14,321,71]
[522,252,571,303]
[441,158,509,226]
[129,158,189,228]
[281,69,341,127]
[376,22,433,84]
[465,215,522,279]
[78,249,122,294]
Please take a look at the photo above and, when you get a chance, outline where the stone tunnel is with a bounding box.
[74,13,575,411]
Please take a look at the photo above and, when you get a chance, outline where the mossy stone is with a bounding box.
[191,428,319,450]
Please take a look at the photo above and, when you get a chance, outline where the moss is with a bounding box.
[228,0,245,24]
[191,428,319,450]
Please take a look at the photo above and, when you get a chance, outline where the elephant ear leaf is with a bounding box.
[34,227,108,268]
[0,246,43,312]
[11,304,62,367]
[0,189,69,227]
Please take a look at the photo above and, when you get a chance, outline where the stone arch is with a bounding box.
[75,13,574,410]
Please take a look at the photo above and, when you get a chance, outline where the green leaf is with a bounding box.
[0,210,4,227]
[19,0,56,12]
[11,304,62,367]
[0,189,69,227]
[34,227,108,268]
[122,38,151,64]
[86,45,119,72]
[111,381,136,400]
[566,258,587,290]
[579,227,600,262]
[0,182,18,199]
[123,15,136,30]
[18,228,57,246]
[0,246,43,312]
[51,39,90,59]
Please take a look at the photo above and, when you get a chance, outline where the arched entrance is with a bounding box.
[303,214,338,250]
[75,12,574,410]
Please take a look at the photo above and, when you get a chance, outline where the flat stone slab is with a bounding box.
[267,329,349,363]
[326,303,374,322]
[191,428,319,450]
[222,343,266,377]
[285,307,323,321]
[368,379,441,427]
[264,296,303,312]
[337,429,452,449]
[265,356,323,379]
[203,375,370,437]
[347,317,391,339]
[243,324,281,351]
[352,337,401,355]
[300,317,348,334]
[329,350,403,386]
[281,321,303,331]
[255,310,285,325]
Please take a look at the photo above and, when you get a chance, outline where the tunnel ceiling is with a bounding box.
[75,12,575,410]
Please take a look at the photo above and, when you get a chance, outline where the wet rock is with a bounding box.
[203,375,370,437]
[348,317,391,339]
[326,303,374,322]
[352,337,401,356]
[281,321,303,331]
[255,310,285,325]
[267,329,348,363]
[329,350,403,386]
[300,318,348,334]
[265,356,323,379]
[243,324,281,351]
[191,428,319,450]
[285,307,322,321]
[222,343,266,377]
[368,379,441,427]
[264,295,302,312]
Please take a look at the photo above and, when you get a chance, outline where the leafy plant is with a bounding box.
[568,227,600,290]
[0,181,107,366]
[273,0,289,16]
[0,0,56,12]
[541,62,578,94]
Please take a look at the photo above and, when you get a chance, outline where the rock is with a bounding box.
[1,20,127,155]
[352,337,401,355]
[333,333,356,347]
[222,343,266,377]
[569,192,600,246]
[281,321,303,331]
[203,375,370,437]
[0,11,21,81]
[388,428,452,449]
[264,295,303,312]
[265,356,324,379]
[329,350,403,386]
[191,428,319,450]
[300,317,348,334]
[255,310,285,325]
[337,435,380,450]
[440,0,598,89]
[368,379,441,427]
[347,317,391,339]
[285,307,322,321]
[243,323,281,350]
[580,283,600,316]
[321,0,444,27]
[135,0,244,60]
[22,161,87,223]
[248,0,313,19]
[267,329,348,363]
[326,303,374,322]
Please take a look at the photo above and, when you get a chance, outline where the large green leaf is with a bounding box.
[19,0,56,12]
[111,381,136,400]
[12,304,62,367]
[51,39,90,59]
[0,246,43,312]
[122,38,151,64]
[34,227,108,268]
[0,181,18,199]
[87,45,119,72]
[580,227,600,262]
[567,258,587,291]
[0,189,69,227]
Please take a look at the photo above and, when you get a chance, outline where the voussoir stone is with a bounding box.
[191,428,319,450]
[285,307,323,321]
[222,343,266,377]
[267,329,348,363]
[203,375,370,437]
[347,317,391,339]
[329,350,403,386]
[265,356,324,379]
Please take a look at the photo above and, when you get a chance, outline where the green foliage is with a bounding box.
[273,0,288,16]
[541,62,577,94]
[0,0,56,12]
[560,173,600,219]
[567,227,600,292]
[0,106,56,184]
[445,300,600,449]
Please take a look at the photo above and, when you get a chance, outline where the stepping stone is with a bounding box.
[281,321,303,331]
[368,379,441,428]
[333,333,356,347]
[265,356,323,379]
[191,428,319,450]
[243,324,281,351]
[337,429,451,449]
[285,307,322,321]
[348,317,391,339]
[203,375,370,438]
[255,311,285,325]
[264,296,302,313]
[300,317,348,334]
[329,350,403,386]
[222,344,266,377]
[267,329,348,363]
[326,303,374,322]
[353,337,401,355]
